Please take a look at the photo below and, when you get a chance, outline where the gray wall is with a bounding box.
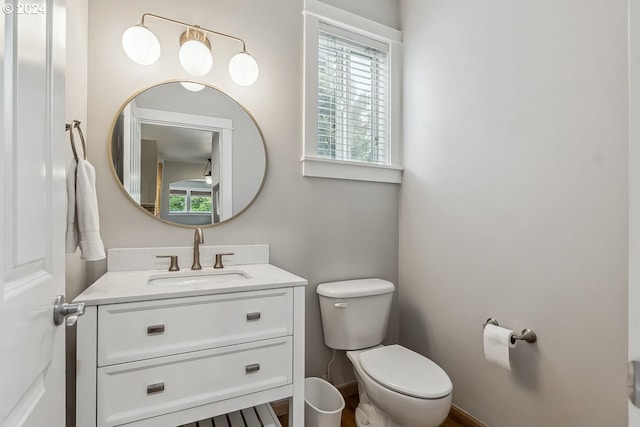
[398,1,628,425]
[82,0,400,392]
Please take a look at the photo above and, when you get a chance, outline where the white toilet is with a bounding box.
[317,278,452,427]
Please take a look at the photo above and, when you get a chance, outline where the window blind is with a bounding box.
[317,25,389,165]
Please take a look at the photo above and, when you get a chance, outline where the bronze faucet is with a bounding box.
[191,228,204,270]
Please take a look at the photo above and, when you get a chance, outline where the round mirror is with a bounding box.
[109,81,266,227]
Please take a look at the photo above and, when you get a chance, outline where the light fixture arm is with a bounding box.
[140,13,247,51]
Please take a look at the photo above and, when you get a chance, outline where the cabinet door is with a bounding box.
[98,288,293,365]
[97,337,292,426]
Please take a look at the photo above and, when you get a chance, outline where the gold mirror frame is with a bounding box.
[107,80,267,228]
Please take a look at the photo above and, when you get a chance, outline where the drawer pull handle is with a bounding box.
[246,312,261,321]
[147,324,165,335]
[245,363,260,373]
[147,383,165,394]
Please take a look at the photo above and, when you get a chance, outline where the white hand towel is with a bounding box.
[65,159,79,253]
[76,159,106,261]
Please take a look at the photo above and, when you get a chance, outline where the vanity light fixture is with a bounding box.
[179,26,213,76]
[203,158,213,185]
[122,13,259,86]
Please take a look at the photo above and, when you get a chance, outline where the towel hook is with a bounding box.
[65,123,78,161]
[483,318,537,344]
[65,120,87,161]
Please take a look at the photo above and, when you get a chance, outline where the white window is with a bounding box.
[318,25,388,165]
[303,0,402,183]
[169,186,212,214]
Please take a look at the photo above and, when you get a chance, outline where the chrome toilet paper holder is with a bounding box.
[483,318,537,344]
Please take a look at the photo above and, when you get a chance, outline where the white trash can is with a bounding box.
[304,377,345,427]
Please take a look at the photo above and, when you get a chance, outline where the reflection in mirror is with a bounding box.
[110,82,266,227]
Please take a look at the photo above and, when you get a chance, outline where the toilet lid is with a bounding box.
[359,345,452,399]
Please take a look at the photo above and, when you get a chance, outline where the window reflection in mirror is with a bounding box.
[109,81,266,227]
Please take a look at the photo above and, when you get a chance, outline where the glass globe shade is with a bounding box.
[228,52,259,86]
[180,82,206,92]
[121,25,160,65]
[179,40,213,76]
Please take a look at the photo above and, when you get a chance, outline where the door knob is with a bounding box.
[53,295,85,326]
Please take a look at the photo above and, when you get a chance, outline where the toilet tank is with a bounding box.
[317,278,395,350]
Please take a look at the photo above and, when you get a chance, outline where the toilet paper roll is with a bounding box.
[483,324,517,370]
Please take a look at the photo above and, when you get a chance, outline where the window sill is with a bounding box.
[301,156,403,184]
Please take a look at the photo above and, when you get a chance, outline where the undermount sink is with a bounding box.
[147,270,251,287]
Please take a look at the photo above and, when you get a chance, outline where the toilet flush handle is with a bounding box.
[334,302,348,308]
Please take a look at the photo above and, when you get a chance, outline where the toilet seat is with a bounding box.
[359,345,452,399]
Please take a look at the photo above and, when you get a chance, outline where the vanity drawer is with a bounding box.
[97,288,292,366]
[97,336,292,427]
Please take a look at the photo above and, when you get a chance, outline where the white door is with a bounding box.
[0,0,67,426]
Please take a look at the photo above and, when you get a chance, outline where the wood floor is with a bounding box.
[277,393,463,427]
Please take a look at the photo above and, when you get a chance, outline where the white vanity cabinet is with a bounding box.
[75,249,306,427]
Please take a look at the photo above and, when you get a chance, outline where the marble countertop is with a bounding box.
[74,263,308,306]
